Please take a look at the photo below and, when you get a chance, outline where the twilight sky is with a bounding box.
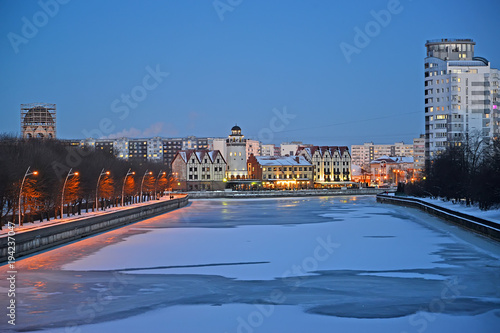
[1,0,499,146]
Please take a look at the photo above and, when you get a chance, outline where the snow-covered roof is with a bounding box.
[179,151,187,163]
[393,156,414,163]
[296,146,350,159]
[255,155,312,167]
[174,150,226,164]
[370,155,414,164]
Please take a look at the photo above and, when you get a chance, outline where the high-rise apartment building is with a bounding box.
[424,38,499,160]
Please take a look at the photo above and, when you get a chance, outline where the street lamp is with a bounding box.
[61,168,79,219]
[121,168,135,206]
[95,168,110,211]
[154,170,166,200]
[140,170,153,202]
[18,166,38,226]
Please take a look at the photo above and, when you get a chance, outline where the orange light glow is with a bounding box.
[106,171,110,175]
[74,172,79,176]
[33,171,38,175]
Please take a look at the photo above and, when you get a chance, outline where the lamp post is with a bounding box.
[140,170,153,203]
[18,166,38,226]
[121,168,135,206]
[154,170,166,200]
[95,168,110,211]
[61,168,79,219]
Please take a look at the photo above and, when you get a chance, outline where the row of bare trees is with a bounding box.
[0,135,176,226]
[405,136,500,210]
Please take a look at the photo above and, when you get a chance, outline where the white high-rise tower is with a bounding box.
[424,38,499,162]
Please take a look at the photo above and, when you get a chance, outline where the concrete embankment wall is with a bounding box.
[189,188,390,199]
[377,194,500,241]
[0,196,189,263]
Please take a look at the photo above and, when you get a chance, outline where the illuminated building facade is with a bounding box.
[247,155,313,189]
[369,156,414,185]
[226,125,248,180]
[297,146,351,187]
[424,38,500,161]
[171,150,226,191]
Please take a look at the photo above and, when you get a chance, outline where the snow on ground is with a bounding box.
[416,196,500,223]
[1,196,499,332]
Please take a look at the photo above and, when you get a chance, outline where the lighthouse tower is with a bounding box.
[226,125,248,179]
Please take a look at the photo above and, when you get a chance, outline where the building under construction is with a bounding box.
[20,103,57,139]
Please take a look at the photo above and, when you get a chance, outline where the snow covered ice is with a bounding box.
[1,196,499,332]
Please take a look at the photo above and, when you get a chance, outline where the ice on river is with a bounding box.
[1,196,499,332]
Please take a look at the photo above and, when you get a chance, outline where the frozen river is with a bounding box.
[1,196,499,332]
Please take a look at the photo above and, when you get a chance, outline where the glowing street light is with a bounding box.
[121,168,135,206]
[140,170,153,202]
[61,168,79,219]
[95,168,110,211]
[154,170,166,200]
[18,166,38,226]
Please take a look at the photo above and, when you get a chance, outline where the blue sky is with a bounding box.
[1,0,499,146]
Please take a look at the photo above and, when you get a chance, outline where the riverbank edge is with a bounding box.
[189,188,390,199]
[376,194,500,242]
[0,196,189,263]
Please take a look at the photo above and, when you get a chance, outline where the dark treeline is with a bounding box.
[0,135,176,226]
[404,137,500,210]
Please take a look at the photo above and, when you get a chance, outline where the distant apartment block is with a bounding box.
[162,138,183,166]
[351,139,424,171]
[424,38,500,160]
[182,136,208,150]
[71,136,215,169]
[147,137,163,162]
[260,144,276,156]
[413,135,425,171]
[211,138,227,161]
[246,139,260,160]
[281,141,303,156]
